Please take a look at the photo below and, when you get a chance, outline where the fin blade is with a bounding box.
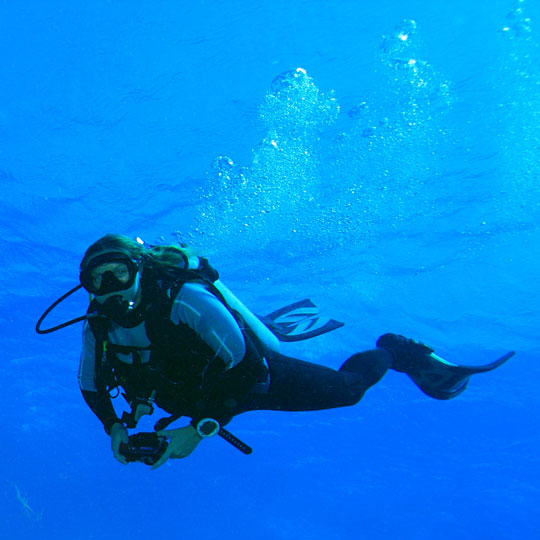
[264,299,317,320]
[260,299,344,342]
[408,351,516,400]
[454,351,516,375]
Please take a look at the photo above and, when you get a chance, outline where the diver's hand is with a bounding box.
[110,422,129,465]
[152,425,203,470]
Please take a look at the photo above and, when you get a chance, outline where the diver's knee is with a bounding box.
[340,349,392,388]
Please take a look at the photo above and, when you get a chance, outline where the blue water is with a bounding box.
[1,1,539,539]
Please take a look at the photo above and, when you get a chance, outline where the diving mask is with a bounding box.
[80,252,138,294]
[80,252,141,317]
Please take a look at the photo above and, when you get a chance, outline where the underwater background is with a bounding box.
[1,1,539,539]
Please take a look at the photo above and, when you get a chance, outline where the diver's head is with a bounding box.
[80,234,145,319]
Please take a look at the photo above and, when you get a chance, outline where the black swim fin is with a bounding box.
[259,299,344,342]
[408,350,516,400]
[377,333,515,400]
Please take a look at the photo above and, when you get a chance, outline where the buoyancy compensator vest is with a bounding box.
[87,253,269,428]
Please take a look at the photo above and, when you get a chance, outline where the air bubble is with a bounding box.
[270,67,309,94]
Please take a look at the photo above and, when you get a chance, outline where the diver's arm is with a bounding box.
[80,390,128,464]
[190,331,266,427]
[153,286,265,466]
[170,282,267,426]
[171,282,246,368]
[80,388,122,435]
[79,322,122,434]
[152,425,202,469]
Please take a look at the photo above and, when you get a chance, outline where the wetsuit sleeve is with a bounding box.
[79,322,121,435]
[192,328,268,426]
[171,282,246,369]
[170,282,267,426]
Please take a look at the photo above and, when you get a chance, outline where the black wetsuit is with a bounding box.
[238,349,391,414]
[78,276,391,433]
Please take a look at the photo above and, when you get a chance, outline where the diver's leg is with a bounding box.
[339,348,393,388]
[240,349,392,413]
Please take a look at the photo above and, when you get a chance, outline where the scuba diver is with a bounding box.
[37,233,515,468]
